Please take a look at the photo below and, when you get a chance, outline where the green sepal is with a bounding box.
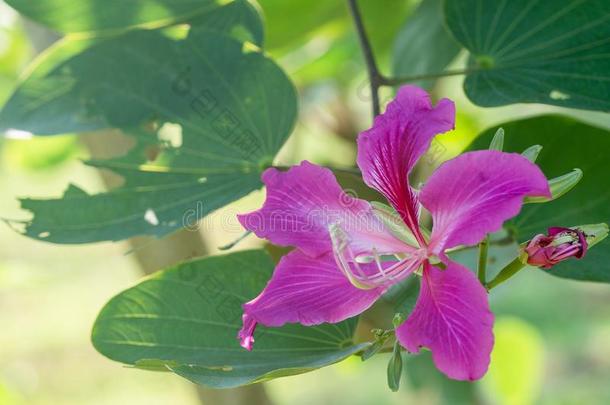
[525,168,583,204]
[387,340,403,392]
[489,128,504,151]
[361,329,394,361]
[521,145,543,162]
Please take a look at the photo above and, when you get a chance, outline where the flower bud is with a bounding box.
[524,227,587,269]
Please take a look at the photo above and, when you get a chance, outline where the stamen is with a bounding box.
[551,234,576,246]
[329,222,423,290]
[238,313,257,351]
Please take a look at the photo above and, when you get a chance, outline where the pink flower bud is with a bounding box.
[524,227,587,269]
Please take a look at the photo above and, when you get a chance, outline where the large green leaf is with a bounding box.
[469,116,610,282]
[0,1,266,135]
[444,0,610,111]
[6,0,235,34]
[16,0,264,82]
[392,0,461,89]
[2,20,296,243]
[92,250,367,388]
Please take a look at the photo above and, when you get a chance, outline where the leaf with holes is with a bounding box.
[92,250,367,388]
[468,115,610,282]
[2,17,296,243]
[444,0,610,111]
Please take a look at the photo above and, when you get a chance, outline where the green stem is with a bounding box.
[477,235,489,284]
[218,230,252,251]
[355,345,396,357]
[485,257,527,290]
[379,66,482,87]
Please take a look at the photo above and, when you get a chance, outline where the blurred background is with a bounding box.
[1,0,610,404]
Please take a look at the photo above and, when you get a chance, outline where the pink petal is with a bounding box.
[238,160,407,257]
[421,150,551,253]
[238,249,386,349]
[396,262,494,381]
[356,85,455,241]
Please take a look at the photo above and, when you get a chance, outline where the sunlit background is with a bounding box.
[1,1,610,404]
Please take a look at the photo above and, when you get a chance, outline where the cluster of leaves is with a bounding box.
[1,0,609,390]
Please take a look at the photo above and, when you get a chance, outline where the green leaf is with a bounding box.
[2,22,295,243]
[468,116,610,282]
[1,1,266,135]
[8,0,263,91]
[392,0,461,89]
[444,0,610,111]
[92,250,367,388]
[5,0,238,34]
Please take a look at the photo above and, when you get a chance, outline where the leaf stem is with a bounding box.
[346,0,483,115]
[379,66,483,86]
[218,230,252,251]
[485,257,527,290]
[347,0,381,118]
[477,235,489,284]
[356,344,399,357]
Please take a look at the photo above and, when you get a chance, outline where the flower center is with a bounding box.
[329,222,425,290]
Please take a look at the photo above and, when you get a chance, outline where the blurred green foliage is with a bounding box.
[2,135,81,170]
[483,317,544,405]
[0,0,609,404]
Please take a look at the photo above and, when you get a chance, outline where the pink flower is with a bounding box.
[525,227,587,269]
[237,86,551,380]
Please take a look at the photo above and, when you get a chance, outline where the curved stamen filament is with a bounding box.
[551,244,580,260]
[329,223,423,290]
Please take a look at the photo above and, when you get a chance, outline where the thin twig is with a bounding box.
[477,235,489,285]
[347,0,381,118]
[355,345,398,357]
[485,258,527,290]
[218,230,252,251]
[379,67,482,86]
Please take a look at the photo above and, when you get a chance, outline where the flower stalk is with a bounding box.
[485,257,527,290]
[477,235,490,284]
